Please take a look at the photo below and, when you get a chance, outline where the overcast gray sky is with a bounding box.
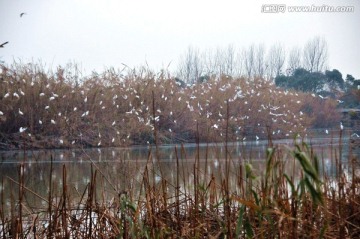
[1,0,359,78]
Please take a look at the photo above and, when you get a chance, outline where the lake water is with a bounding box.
[0,134,355,213]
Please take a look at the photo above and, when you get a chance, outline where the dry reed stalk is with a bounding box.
[48,155,53,238]
[175,146,180,232]
[61,164,69,238]
[0,178,6,239]
[15,163,24,238]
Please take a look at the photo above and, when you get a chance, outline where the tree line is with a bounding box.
[176,36,359,108]
[176,36,330,83]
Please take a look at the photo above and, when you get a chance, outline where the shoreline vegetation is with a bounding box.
[0,62,343,150]
[0,140,359,238]
[0,62,359,238]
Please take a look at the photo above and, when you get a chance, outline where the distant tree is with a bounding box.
[324,69,344,91]
[201,45,237,79]
[243,44,255,78]
[345,74,355,89]
[234,50,245,77]
[254,44,266,78]
[267,43,286,79]
[287,46,302,72]
[275,68,326,93]
[202,48,216,77]
[340,74,360,108]
[346,74,355,82]
[303,37,328,72]
[294,69,326,92]
[223,44,236,76]
[177,46,203,84]
[274,74,289,88]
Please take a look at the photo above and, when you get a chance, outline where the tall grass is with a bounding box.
[0,138,359,238]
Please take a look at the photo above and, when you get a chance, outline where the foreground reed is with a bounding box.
[0,140,359,239]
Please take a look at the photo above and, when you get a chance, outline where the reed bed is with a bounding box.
[0,62,341,150]
[0,138,359,238]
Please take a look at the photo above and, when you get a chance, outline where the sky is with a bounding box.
[0,0,359,78]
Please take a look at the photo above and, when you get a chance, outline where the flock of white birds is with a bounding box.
[0,66,345,148]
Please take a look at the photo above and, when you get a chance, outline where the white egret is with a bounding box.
[19,127,27,133]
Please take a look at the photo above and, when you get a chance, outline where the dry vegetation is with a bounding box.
[0,62,357,238]
[0,62,341,150]
[0,140,359,238]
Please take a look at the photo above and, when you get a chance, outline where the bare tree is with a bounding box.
[303,37,328,72]
[243,44,255,79]
[177,46,203,84]
[267,43,286,79]
[222,44,236,76]
[254,44,266,78]
[202,48,215,77]
[201,45,237,79]
[214,47,225,77]
[234,50,245,78]
[287,46,302,72]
